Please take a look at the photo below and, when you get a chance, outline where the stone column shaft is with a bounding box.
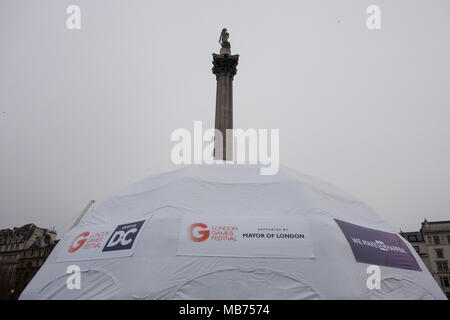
[212,53,239,160]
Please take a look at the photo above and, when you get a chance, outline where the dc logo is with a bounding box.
[102,220,145,252]
[189,223,210,242]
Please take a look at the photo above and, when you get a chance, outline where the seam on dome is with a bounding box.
[114,177,291,200]
[36,267,120,298]
[142,205,211,217]
[167,266,323,300]
[113,174,362,207]
[374,276,435,299]
[184,177,289,185]
[300,208,391,231]
[114,179,185,198]
[300,184,363,205]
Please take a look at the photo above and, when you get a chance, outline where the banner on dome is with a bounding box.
[335,219,421,271]
[177,215,314,258]
[57,219,147,262]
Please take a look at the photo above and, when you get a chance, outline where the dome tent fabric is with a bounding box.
[20,165,446,300]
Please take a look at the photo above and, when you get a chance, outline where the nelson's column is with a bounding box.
[212,28,239,160]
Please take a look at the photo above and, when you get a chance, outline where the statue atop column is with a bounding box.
[219,28,231,49]
[218,28,231,56]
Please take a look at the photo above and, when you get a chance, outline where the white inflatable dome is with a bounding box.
[20,165,446,299]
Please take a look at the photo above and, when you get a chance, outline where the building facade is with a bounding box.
[0,224,57,299]
[401,219,450,299]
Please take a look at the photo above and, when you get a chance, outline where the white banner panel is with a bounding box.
[57,219,147,262]
[178,215,314,258]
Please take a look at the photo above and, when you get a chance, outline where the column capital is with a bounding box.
[212,53,239,79]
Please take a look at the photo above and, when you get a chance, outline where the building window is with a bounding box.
[408,235,418,242]
[440,276,450,288]
[436,248,444,259]
[433,236,440,245]
[447,235,450,244]
[436,261,449,272]
[413,246,420,253]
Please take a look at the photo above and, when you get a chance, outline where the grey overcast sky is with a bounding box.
[1,0,449,235]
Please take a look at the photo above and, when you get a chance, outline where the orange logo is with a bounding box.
[189,223,210,242]
[69,232,90,253]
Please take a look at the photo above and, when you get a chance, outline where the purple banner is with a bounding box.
[335,219,421,271]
